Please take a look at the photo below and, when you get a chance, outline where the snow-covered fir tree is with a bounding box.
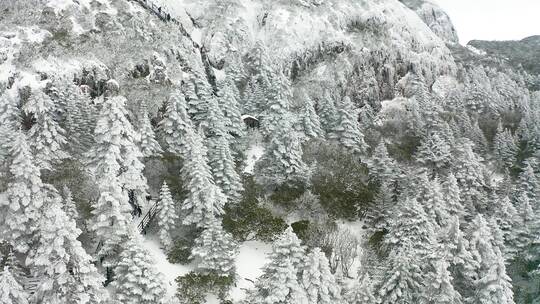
[378,246,425,304]
[415,131,452,169]
[218,78,245,137]
[0,132,45,253]
[138,103,163,158]
[180,127,226,226]
[329,96,367,154]
[87,93,147,195]
[0,266,28,304]
[246,227,307,304]
[443,173,466,222]
[25,88,69,170]
[156,181,177,250]
[112,232,166,304]
[344,275,377,304]
[159,91,192,155]
[368,140,396,183]
[300,247,341,304]
[493,121,518,170]
[318,91,338,135]
[301,91,324,139]
[190,217,238,276]
[258,118,309,184]
[62,185,79,222]
[28,186,107,304]
[467,215,515,304]
[423,259,463,304]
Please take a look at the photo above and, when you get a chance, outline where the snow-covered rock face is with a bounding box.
[399,0,459,44]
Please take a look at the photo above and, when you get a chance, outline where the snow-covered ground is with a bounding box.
[230,240,272,302]
[141,235,194,297]
[243,143,264,174]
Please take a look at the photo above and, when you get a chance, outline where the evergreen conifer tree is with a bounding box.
[329,97,367,154]
[156,182,177,250]
[0,132,45,253]
[0,267,28,304]
[180,128,226,226]
[28,187,107,304]
[300,248,341,304]
[159,91,192,155]
[138,103,162,158]
[25,89,69,170]
[112,233,166,304]
[467,215,515,304]
[246,227,307,304]
[190,217,238,276]
[368,141,396,183]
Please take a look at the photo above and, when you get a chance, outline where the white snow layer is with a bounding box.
[243,144,264,174]
[230,241,272,302]
[141,235,193,297]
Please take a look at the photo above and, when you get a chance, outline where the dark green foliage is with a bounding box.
[222,176,287,242]
[167,237,196,265]
[291,220,310,242]
[145,152,186,199]
[387,135,422,162]
[269,181,306,209]
[304,142,376,219]
[175,271,234,304]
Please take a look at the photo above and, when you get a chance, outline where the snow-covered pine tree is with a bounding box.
[493,121,518,170]
[453,138,487,215]
[366,181,395,233]
[180,127,226,227]
[25,88,69,171]
[62,81,97,159]
[207,132,243,204]
[190,217,238,276]
[112,232,166,304]
[329,96,367,154]
[493,196,520,258]
[156,181,177,250]
[417,176,450,228]
[0,88,21,161]
[385,197,437,256]
[513,190,535,253]
[138,103,162,158]
[87,94,147,196]
[423,259,463,304]
[159,90,192,155]
[245,227,307,304]
[441,216,477,298]
[90,153,131,267]
[218,78,245,137]
[62,185,79,222]
[368,140,396,184]
[184,71,212,125]
[443,173,466,222]
[415,131,452,170]
[378,246,425,304]
[318,91,338,135]
[28,186,107,304]
[0,132,45,253]
[517,162,539,203]
[467,215,515,304]
[300,247,341,304]
[0,266,29,304]
[261,70,293,136]
[243,77,266,115]
[345,275,377,304]
[2,249,25,284]
[301,91,324,139]
[258,118,309,184]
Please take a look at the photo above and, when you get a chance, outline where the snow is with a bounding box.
[141,235,193,297]
[230,241,272,302]
[466,45,487,56]
[243,144,264,174]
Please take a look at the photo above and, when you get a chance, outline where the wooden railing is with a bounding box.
[137,199,161,234]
